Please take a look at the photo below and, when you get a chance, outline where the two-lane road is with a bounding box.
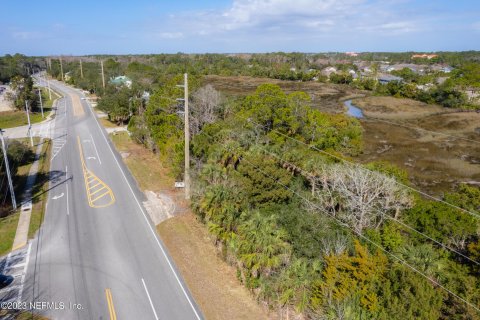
[23,78,203,319]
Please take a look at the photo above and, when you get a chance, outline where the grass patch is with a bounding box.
[99,117,119,128]
[0,87,58,129]
[110,132,174,191]
[0,309,49,320]
[29,139,51,238]
[0,213,20,256]
[40,87,60,108]
[0,109,51,129]
[0,138,51,255]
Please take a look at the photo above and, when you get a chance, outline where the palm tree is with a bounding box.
[237,212,291,279]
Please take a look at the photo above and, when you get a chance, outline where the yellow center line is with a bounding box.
[105,288,117,320]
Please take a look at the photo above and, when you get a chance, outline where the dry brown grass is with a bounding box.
[109,131,273,319]
[109,132,174,192]
[98,118,119,128]
[354,96,445,120]
[158,214,275,320]
[204,75,365,113]
[358,119,480,195]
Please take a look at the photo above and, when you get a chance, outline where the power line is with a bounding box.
[254,145,480,267]
[240,116,480,220]
[238,155,480,314]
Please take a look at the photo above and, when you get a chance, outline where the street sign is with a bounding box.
[175,182,185,188]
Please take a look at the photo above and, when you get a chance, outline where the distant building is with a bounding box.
[110,76,132,88]
[345,52,359,57]
[442,66,453,73]
[378,74,403,84]
[411,54,438,60]
[321,66,337,76]
[416,84,434,91]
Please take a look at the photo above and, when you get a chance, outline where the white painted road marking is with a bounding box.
[52,193,64,200]
[142,278,159,320]
[89,98,202,319]
[66,166,70,215]
[90,133,102,165]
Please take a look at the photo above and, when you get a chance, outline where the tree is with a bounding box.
[314,164,413,233]
[6,75,37,111]
[235,211,291,286]
[404,198,477,249]
[312,240,387,316]
[376,265,443,320]
[97,87,134,124]
[190,85,222,135]
[237,152,292,207]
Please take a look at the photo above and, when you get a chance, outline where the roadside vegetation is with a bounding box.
[0,138,51,255]
[46,51,480,319]
[28,139,51,239]
[109,131,272,319]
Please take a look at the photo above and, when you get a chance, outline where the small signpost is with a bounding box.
[175,182,185,188]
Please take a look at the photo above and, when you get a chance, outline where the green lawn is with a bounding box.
[0,87,58,129]
[0,213,20,256]
[29,139,51,238]
[0,138,51,255]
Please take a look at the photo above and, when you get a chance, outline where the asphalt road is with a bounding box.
[21,77,203,319]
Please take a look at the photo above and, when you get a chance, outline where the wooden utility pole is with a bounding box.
[176,73,190,199]
[101,60,105,89]
[44,72,52,100]
[38,89,44,118]
[0,129,17,210]
[183,73,190,199]
[80,59,84,78]
[25,101,33,147]
[59,57,64,82]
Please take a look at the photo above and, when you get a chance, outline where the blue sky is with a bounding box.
[1,0,479,55]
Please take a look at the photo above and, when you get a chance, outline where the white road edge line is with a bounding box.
[17,242,32,302]
[88,97,202,320]
[141,278,159,320]
[90,133,102,165]
[66,166,69,215]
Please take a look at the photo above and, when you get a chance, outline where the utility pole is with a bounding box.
[101,60,106,89]
[176,73,190,199]
[38,88,44,118]
[44,72,52,100]
[59,57,64,82]
[80,58,84,78]
[25,101,33,147]
[0,129,17,210]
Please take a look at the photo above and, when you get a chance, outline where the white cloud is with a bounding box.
[158,32,184,39]
[156,0,422,37]
[11,31,44,40]
[140,0,449,51]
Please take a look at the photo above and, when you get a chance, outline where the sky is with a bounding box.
[1,0,480,55]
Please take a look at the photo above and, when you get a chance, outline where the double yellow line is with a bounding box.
[105,288,117,320]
